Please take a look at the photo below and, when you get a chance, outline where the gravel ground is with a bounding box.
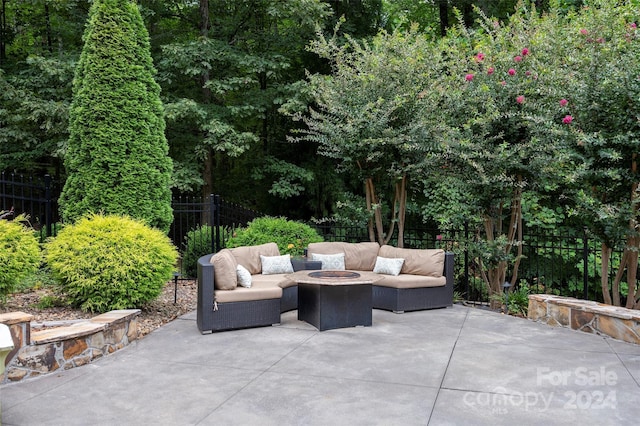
[0,279,197,338]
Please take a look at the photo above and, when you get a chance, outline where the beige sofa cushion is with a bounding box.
[375,274,446,289]
[378,245,444,277]
[307,242,380,271]
[210,249,238,290]
[215,277,283,303]
[230,242,280,275]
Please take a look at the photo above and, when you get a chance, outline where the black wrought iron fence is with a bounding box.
[0,171,59,240]
[309,223,626,305]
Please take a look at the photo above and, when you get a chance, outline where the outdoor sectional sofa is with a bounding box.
[197,241,454,333]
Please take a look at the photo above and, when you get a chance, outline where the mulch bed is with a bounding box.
[0,279,197,338]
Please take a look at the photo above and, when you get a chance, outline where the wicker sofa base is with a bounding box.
[372,285,452,313]
[280,286,298,313]
[198,299,281,333]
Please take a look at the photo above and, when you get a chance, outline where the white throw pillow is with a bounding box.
[236,264,252,288]
[260,254,294,275]
[373,256,405,276]
[311,252,346,270]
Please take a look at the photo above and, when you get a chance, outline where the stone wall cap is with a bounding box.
[0,311,34,325]
[32,322,107,345]
[529,295,640,321]
[90,309,141,325]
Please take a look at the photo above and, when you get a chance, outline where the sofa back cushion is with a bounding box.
[230,242,280,275]
[210,249,238,290]
[378,245,444,277]
[307,242,380,271]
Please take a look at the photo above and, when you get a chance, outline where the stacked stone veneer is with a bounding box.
[528,294,640,345]
[0,309,140,383]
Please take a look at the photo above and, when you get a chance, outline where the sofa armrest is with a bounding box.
[444,251,455,293]
[197,254,215,333]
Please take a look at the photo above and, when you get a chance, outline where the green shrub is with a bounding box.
[182,225,213,278]
[0,216,41,301]
[45,214,178,313]
[492,282,531,316]
[226,216,323,256]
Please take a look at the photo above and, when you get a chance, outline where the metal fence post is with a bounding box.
[209,194,216,253]
[583,226,589,300]
[212,194,221,253]
[44,174,52,238]
[464,221,470,300]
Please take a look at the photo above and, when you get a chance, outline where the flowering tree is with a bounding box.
[547,1,640,308]
[423,5,571,302]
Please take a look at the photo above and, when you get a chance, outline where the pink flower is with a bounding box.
[559,99,568,107]
[514,55,523,63]
[436,235,443,241]
[465,74,474,82]
[525,70,532,76]
[508,68,516,76]
[516,95,525,104]
[596,37,604,43]
[521,48,529,56]
[562,115,573,124]
[476,52,485,62]
[487,67,495,75]
[580,28,589,35]
[630,23,637,29]
[501,80,507,86]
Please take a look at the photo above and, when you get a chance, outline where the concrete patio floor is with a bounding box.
[1,305,639,425]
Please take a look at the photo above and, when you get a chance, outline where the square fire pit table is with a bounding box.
[285,270,382,331]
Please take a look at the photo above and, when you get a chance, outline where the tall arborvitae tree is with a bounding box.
[59,0,172,231]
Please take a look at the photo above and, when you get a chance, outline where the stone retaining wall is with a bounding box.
[528,294,640,345]
[0,309,140,384]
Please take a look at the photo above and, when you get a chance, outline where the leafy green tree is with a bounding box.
[0,56,74,173]
[294,26,442,246]
[59,0,173,232]
[156,0,332,207]
[0,0,87,173]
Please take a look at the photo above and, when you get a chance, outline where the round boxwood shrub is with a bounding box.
[226,217,323,256]
[182,225,213,278]
[45,214,178,313]
[0,216,41,300]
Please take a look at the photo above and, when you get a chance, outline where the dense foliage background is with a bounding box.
[0,0,552,219]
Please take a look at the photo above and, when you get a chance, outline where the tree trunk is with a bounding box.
[395,176,407,248]
[601,243,613,305]
[364,178,376,242]
[438,0,449,37]
[0,0,6,65]
[199,0,213,200]
[624,239,638,308]
[44,2,53,53]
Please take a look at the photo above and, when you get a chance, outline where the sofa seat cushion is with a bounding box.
[307,242,380,271]
[251,273,295,289]
[374,274,446,289]
[215,277,284,303]
[378,245,444,277]
[230,242,280,274]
